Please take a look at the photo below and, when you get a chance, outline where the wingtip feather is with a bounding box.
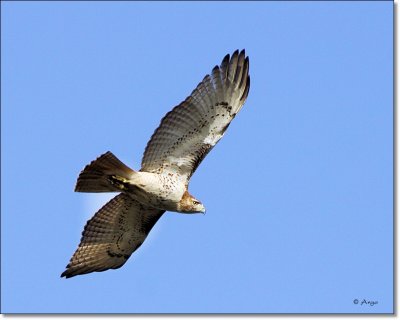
[240,76,250,102]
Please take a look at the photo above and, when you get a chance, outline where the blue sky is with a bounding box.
[2,1,393,314]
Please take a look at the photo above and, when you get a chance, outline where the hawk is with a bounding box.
[61,50,250,278]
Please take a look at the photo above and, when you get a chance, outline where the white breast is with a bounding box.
[130,171,186,208]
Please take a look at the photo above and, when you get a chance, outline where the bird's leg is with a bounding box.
[108,175,130,191]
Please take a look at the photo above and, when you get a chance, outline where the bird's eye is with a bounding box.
[192,200,200,205]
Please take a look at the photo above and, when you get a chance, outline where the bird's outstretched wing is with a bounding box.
[61,194,164,278]
[141,49,250,182]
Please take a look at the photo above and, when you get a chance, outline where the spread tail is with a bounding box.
[75,151,135,193]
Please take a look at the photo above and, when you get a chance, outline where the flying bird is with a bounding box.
[61,50,250,278]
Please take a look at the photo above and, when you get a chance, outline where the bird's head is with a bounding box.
[178,191,206,214]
